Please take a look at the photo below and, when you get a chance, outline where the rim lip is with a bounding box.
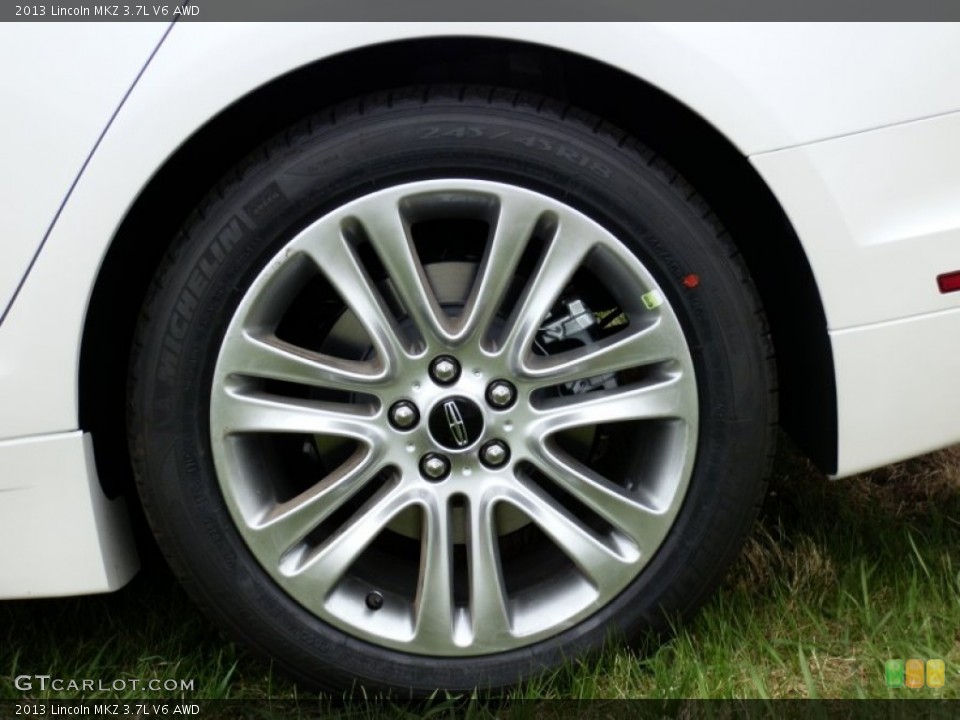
[208,178,699,657]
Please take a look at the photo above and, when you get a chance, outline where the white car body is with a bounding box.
[3,21,960,599]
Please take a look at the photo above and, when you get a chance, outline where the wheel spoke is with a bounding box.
[289,482,413,588]
[466,496,512,645]
[250,449,386,561]
[355,206,451,346]
[527,448,666,555]
[412,497,455,647]
[521,317,678,386]
[219,330,388,393]
[213,386,381,443]
[457,198,544,343]
[297,228,410,365]
[498,219,597,365]
[507,478,632,589]
[529,374,689,437]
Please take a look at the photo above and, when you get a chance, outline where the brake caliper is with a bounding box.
[535,298,618,395]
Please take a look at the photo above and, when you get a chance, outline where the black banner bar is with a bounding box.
[5,1,960,22]
[1,699,959,720]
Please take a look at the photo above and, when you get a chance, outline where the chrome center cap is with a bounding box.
[428,396,484,450]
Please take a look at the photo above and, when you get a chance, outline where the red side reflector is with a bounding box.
[937,271,960,294]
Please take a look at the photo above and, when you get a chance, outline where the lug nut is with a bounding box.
[419,452,451,481]
[429,355,461,385]
[486,379,517,409]
[479,440,510,468]
[388,400,419,430]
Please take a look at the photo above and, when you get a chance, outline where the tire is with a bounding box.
[128,86,775,694]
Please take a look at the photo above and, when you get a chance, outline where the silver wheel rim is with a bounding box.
[210,179,698,656]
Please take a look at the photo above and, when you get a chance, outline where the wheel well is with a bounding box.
[81,36,837,499]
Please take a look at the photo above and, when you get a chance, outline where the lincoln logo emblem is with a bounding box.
[443,401,469,446]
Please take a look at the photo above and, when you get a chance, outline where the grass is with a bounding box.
[2,437,960,703]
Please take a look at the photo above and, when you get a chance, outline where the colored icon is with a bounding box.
[905,659,925,689]
[926,659,946,688]
[885,659,904,688]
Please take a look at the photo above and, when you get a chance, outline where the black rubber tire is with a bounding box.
[128,86,776,695]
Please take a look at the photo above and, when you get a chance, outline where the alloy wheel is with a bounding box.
[209,179,699,656]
